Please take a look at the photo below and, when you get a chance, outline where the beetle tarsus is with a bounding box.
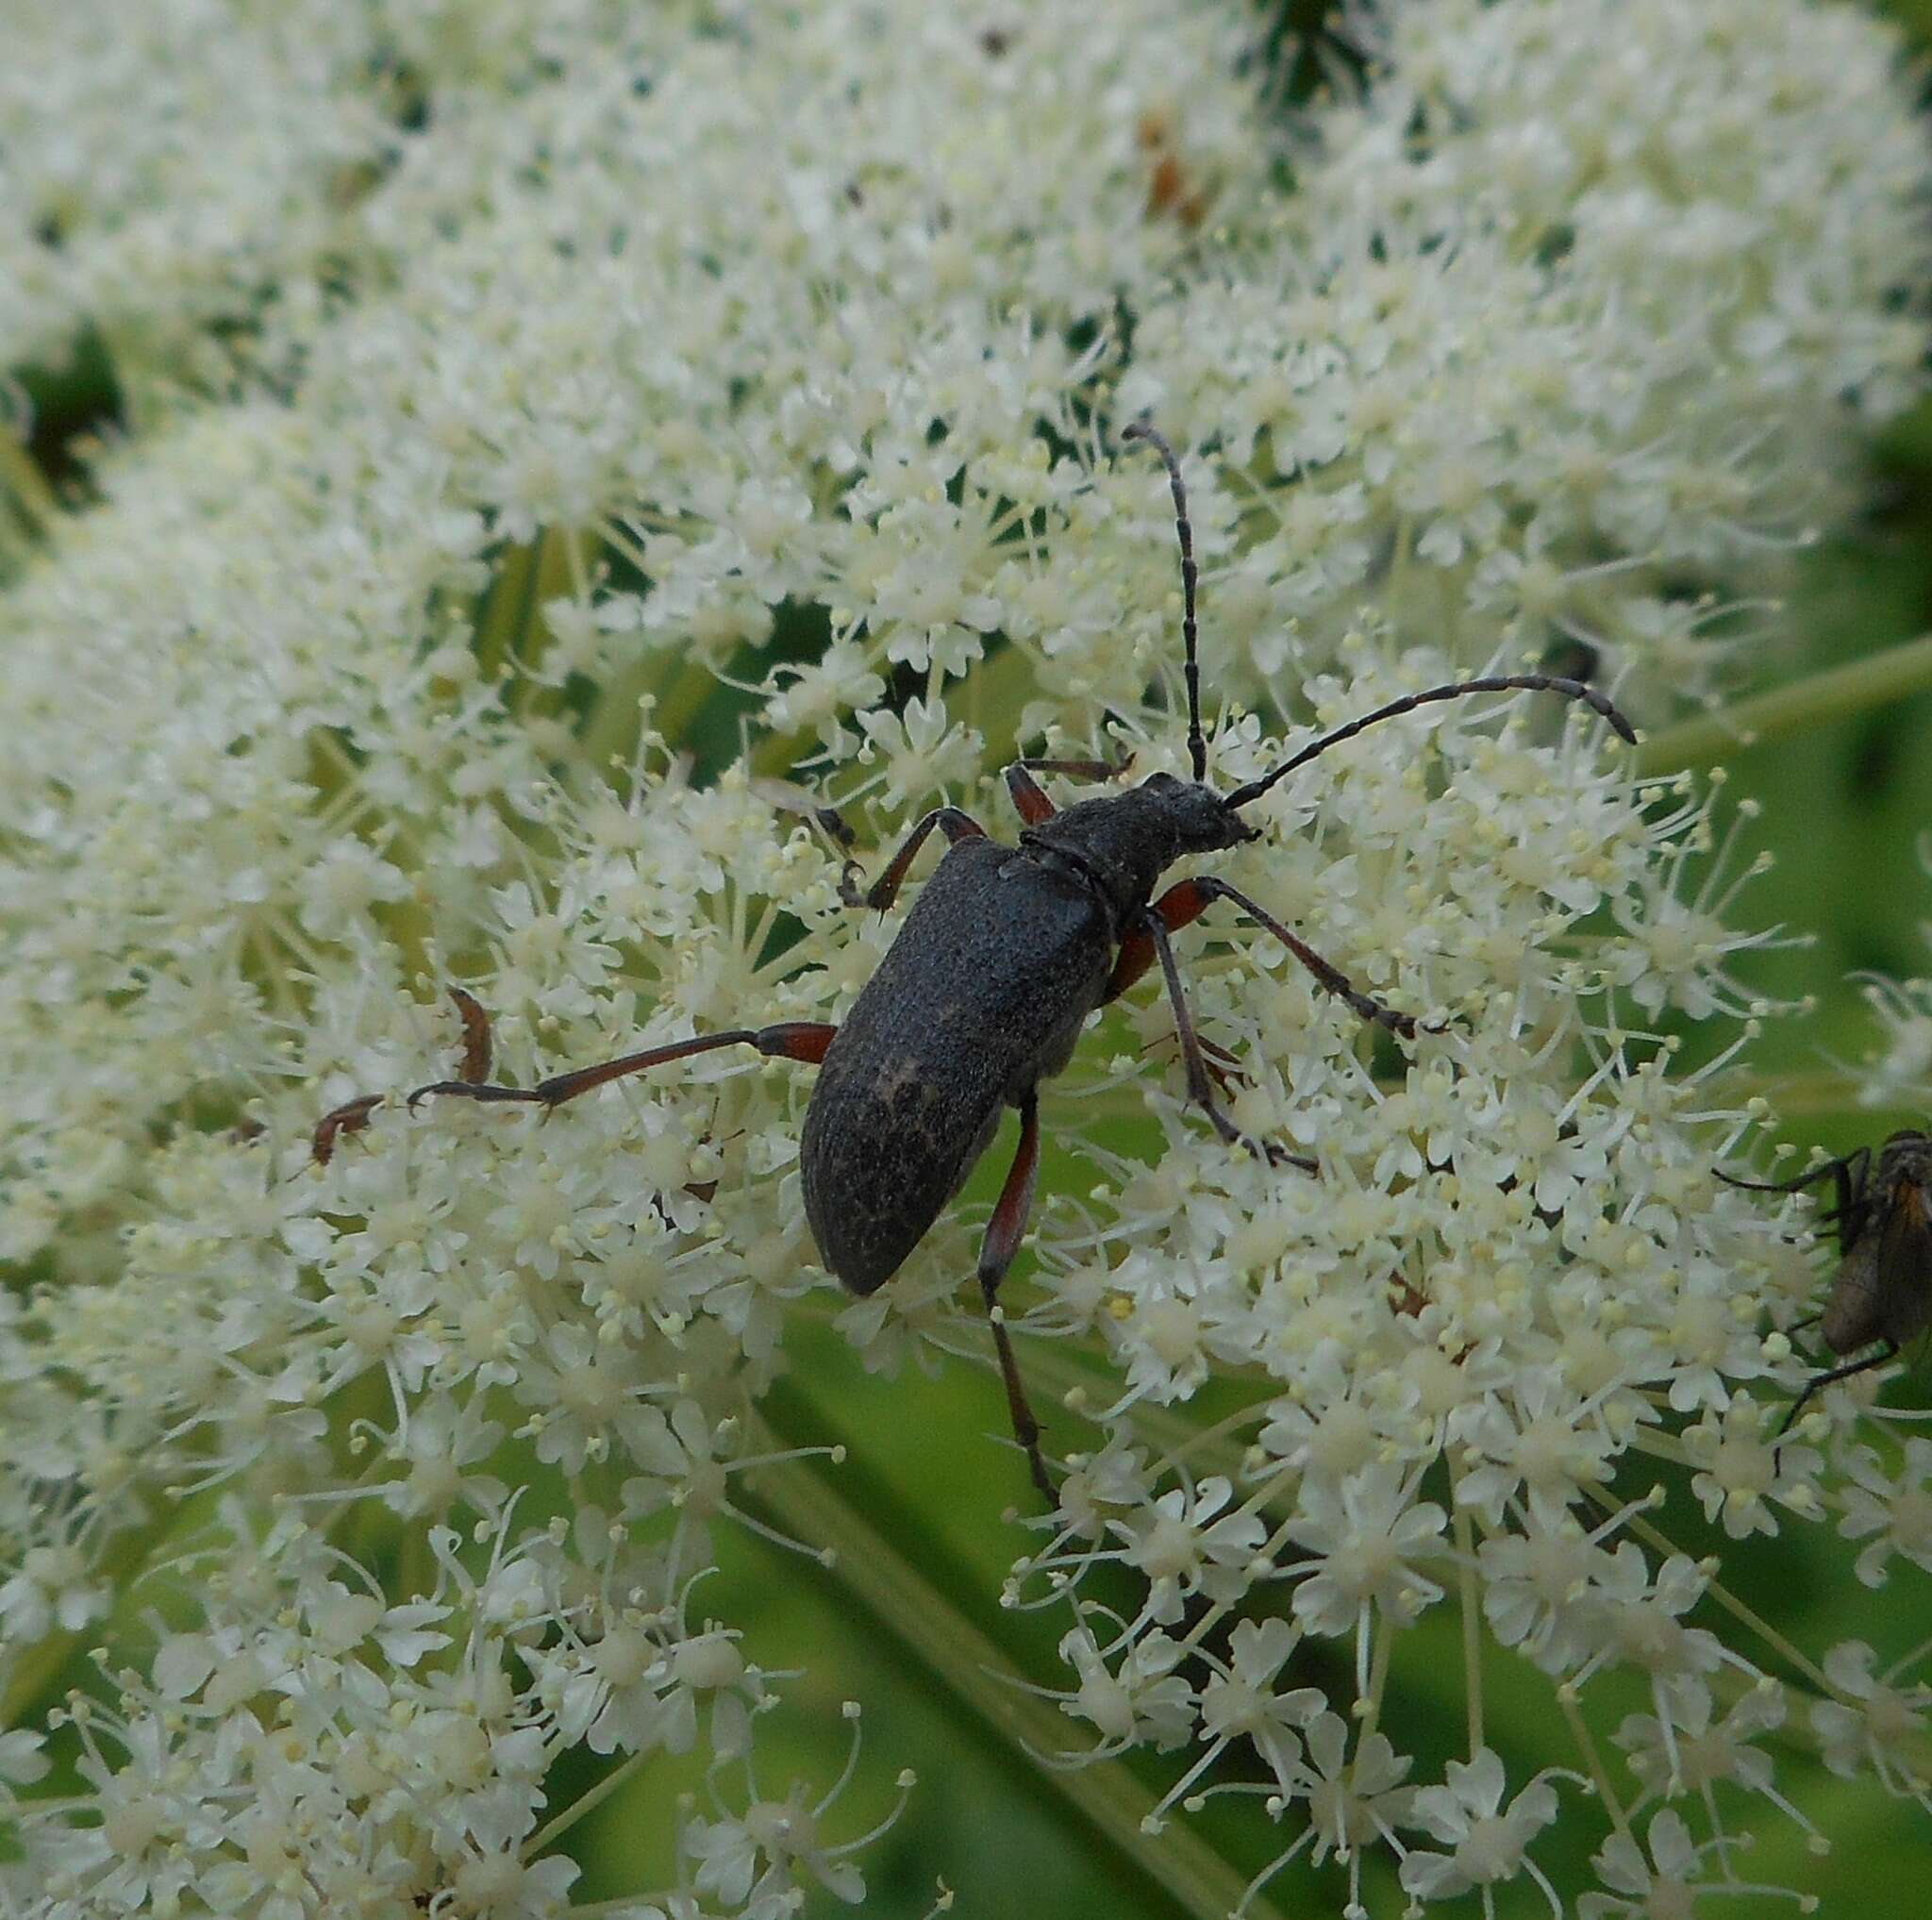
[409,1078,549,1110]
[980,1285,1056,1504]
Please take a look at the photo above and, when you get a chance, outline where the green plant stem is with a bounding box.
[1635,633,1932,776]
[1710,1070,1924,1122]
[741,1433,1289,1920]
[1,428,58,531]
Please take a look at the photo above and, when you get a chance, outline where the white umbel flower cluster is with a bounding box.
[1,2,1926,1915]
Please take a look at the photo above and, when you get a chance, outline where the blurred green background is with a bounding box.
[8,3,1932,1915]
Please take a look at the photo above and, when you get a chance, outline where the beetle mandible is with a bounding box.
[1721,1127,1932,1444]
[333,426,1635,1498]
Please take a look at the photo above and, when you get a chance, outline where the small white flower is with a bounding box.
[1286,1466,1447,1636]
[1838,1439,1932,1586]
[1813,1641,1932,1793]
[1400,1748,1564,1907]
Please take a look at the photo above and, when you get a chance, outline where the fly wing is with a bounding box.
[1874,1175,1932,1346]
[1819,1234,1887,1356]
[800,839,1111,1294]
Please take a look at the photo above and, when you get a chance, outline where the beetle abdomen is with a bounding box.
[801,837,1111,1294]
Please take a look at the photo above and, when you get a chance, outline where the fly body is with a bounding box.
[1723,1127,1932,1440]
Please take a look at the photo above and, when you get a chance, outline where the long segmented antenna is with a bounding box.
[1122,421,1208,783]
[1224,675,1637,811]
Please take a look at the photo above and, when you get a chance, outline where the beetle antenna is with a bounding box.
[1224,675,1637,810]
[1122,421,1208,783]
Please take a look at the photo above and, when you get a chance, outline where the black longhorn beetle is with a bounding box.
[323,425,1634,1499]
[1721,1127,1932,1443]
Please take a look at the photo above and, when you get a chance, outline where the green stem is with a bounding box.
[472,538,538,684]
[0,428,59,531]
[1635,633,1932,776]
[1453,1500,1483,1761]
[526,1746,657,1860]
[1710,1070,1919,1122]
[1623,1509,1834,1695]
[742,1435,1290,1920]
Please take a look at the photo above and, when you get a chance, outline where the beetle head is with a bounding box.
[1026,771,1253,926]
[1135,770,1257,856]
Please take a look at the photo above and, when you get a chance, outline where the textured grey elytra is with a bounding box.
[801,836,1111,1294]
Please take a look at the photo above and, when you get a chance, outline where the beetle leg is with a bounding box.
[1141,906,1316,1174]
[1004,764,1057,826]
[1194,1032,1249,1095]
[1108,888,1248,1093]
[409,1020,837,1110]
[976,1092,1055,1501]
[1108,887,1255,1099]
[1108,877,1418,1037]
[1102,876,1214,1003]
[1005,755,1134,826]
[837,806,985,911]
[1016,753,1133,779]
[1186,877,1421,1038]
[310,986,498,1165]
[1145,1030,1248,1095]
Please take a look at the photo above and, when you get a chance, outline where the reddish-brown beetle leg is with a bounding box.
[976,1092,1054,1502]
[1140,903,1316,1175]
[408,1020,838,1111]
[837,807,986,911]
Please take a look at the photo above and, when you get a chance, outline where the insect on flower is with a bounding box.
[1722,1127,1932,1440]
[315,426,1634,1499]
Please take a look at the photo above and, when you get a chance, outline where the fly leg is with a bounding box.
[1718,1149,1870,1256]
[1777,1340,1900,1451]
[975,1091,1055,1501]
